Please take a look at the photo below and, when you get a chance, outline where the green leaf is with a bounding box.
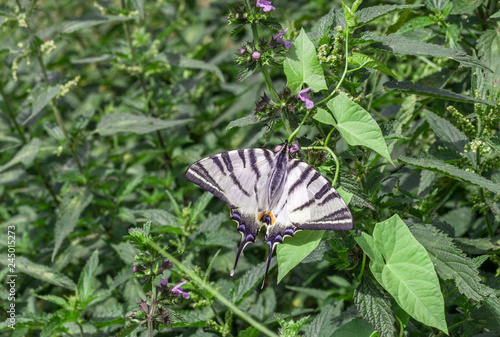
[398,156,500,195]
[356,4,423,26]
[60,15,135,34]
[284,28,327,95]
[477,29,500,94]
[313,108,336,125]
[16,86,61,127]
[239,327,261,337]
[354,277,396,337]
[397,16,435,34]
[355,215,448,334]
[340,0,355,28]
[455,236,500,255]
[276,188,352,283]
[160,52,224,82]
[76,250,99,306]
[230,259,277,305]
[327,93,394,165]
[97,112,193,136]
[52,189,93,261]
[330,319,375,337]
[276,230,325,284]
[36,295,71,310]
[349,52,396,77]
[410,223,485,302]
[0,138,40,173]
[384,80,495,106]
[10,256,76,290]
[360,32,491,72]
[423,110,473,164]
[133,209,182,233]
[304,303,342,337]
[451,0,485,14]
[171,309,207,328]
[226,115,264,130]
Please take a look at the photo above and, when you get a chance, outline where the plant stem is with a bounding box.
[149,241,279,337]
[288,110,310,143]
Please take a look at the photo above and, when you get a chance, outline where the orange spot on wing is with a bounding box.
[258,211,276,225]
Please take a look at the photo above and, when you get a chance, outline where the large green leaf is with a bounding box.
[284,28,327,95]
[360,32,490,71]
[97,112,193,135]
[326,93,394,165]
[276,188,352,283]
[477,29,500,94]
[76,250,99,305]
[398,156,500,195]
[355,215,448,334]
[330,319,375,337]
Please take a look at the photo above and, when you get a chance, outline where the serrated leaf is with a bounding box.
[0,138,40,173]
[276,188,352,283]
[398,156,500,195]
[230,259,277,305]
[397,16,435,34]
[238,327,261,337]
[171,309,207,328]
[133,209,181,233]
[61,15,134,34]
[226,115,264,130]
[355,215,448,334]
[327,93,394,165]
[10,256,76,289]
[303,303,342,337]
[354,277,396,337]
[384,80,495,106]
[451,0,485,14]
[410,223,485,302]
[284,28,327,95]
[423,110,473,164]
[160,52,224,82]
[357,4,423,26]
[454,236,500,255]
[477,29,500,94]
[52,189,93,261]
[77,250,99,305]
[330,319,375,337]
[349,52,396,77]
[361,32,491,72]
[36,295,71,310]
[97,113,193,136]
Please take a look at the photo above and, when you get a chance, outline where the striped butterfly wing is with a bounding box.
[185,148,275,274]
[263,157,353,286]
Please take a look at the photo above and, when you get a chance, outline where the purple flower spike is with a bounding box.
[296,87,314,109]
[274,28,292,49]
[172,281,190,299]
[256,0,275,12]
[161,279,169,286]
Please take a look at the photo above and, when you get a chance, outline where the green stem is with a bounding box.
[149,241,279,337]
[302,146,340,187]
[288,110,310,143]
[358,251,366,283]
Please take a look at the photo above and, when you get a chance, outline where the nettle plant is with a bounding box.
[218,0,500,336]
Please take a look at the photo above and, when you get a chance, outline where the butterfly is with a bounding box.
[185,143,353,287]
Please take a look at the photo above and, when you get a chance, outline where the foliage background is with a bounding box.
[1,0,500,336]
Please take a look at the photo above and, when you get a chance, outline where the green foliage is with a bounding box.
[1,0,500,336]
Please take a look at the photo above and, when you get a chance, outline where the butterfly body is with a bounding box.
[185,143,353,286]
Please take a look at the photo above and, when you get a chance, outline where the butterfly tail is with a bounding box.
[261,239,276,289]
[230,212,260,277]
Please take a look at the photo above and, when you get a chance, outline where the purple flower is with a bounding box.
[252,51,261,60]
[274,28,292,49]
[290,144,300,154]
[172,281,190,299]
[256,0,275,12]
[161,278,169,286]
[238,47,246,55]
[274,145,282,152]
[133,266,138,273]
[296,87,314,109]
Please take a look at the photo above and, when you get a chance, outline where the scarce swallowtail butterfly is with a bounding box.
[185,143,353,287]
